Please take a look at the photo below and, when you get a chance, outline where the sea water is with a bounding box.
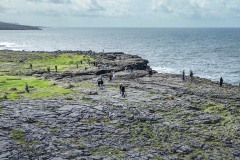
[0,28,239,85]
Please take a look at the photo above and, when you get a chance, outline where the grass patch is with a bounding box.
[93,146,124,157]
[78,81,94,88]
[0,51,95,76]
[35,121,44,126]
[0,106,5,113]
[9,129,26,144]
[0,76,70,100]
[25,53,94,72]
[81,96,93,102]
[9,129,39,145]
[108,84,120,89]
[48,126,59,132]
[82,117,96,124]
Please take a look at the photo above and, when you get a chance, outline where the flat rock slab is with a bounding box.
[0,52,239,159]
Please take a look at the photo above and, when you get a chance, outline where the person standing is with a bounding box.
[47,67,50,73]
[25,83,29,93]
[55,65,58,72]
[100,79,104,89]
[97,78,101,88]
[190,70,193,81]
[30,63,33,70]
[149,69,153,77]
[220,77,223,87]
[182,70,185,81]
[98,74,104,89]
[109,73,113,82]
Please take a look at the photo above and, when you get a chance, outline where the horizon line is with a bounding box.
[47,26,240,29]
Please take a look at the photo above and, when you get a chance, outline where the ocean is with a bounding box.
[0,28,239,85]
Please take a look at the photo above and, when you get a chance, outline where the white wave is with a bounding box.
[152,66,180,74]
[0,42,25,51]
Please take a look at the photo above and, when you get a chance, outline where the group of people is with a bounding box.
[182,70,224,87]
[182,70,193,81]
[97,72,126,97]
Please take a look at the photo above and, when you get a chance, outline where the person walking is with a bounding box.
[119,84,123,95]
[121,85,125,97]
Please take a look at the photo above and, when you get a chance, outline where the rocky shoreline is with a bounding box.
[0,51,239,159]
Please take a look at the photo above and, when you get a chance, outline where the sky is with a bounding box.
[0,0,240,27]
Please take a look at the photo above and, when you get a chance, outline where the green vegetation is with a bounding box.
[93,145,124,158]
[0,51,95,100]
[25,53,94,72]
[9,129,38,145]
[81,96,93,102]
[35,121,44,126]
[48,126,60,132]
[0,52,94,75]
[108,84,119,89]
[78,81,94,88]
[0,76,70,100]
[9,130,26,144]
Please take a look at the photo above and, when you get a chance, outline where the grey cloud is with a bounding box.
[26,0,72,3]
[0,6,7,13]
[28,0,104,12]
[48,0,71,3]
[87,0,105,12]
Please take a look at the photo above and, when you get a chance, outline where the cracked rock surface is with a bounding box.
[0,52,240,159]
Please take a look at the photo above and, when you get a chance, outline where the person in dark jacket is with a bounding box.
[220,77,223,87]
[121,85,125,97]
[119,84,123,94]
[109,73,113,82]
[55,65,58,72]
[190,70,193,81]
[25,83,29,93]
[149,69,153,77]
[182,70,185,81]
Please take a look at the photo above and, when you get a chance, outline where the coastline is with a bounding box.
[0,50,239,159]
[1,49,239,86]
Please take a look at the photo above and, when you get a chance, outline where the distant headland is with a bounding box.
[0,22,41,30]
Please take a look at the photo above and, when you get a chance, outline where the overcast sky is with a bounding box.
[0,0,240,27]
